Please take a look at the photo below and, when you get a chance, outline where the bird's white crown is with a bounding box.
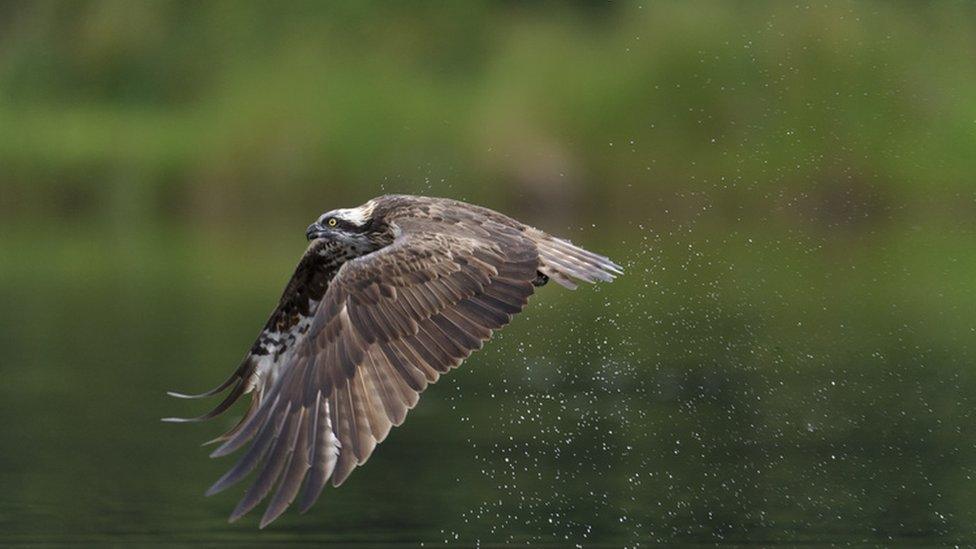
[322,200,376,227]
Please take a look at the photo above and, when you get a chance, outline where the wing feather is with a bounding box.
[328,391,357,486]
[205,396,286,496]
[379,342,428,392]
[298,393,338,513]
[228,401,300,522]
[260,406,311,528]
[363,349,409,425]
[357,367,392,441]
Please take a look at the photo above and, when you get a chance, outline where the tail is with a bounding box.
[528,229,623,289]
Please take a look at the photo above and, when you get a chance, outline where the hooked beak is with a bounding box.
[306,223,327,241]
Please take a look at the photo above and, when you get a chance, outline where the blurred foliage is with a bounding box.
[1,0,975,545]
[2,0,975,230]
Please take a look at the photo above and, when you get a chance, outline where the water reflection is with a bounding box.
[0,226,971,544]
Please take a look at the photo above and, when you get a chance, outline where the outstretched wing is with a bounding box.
[168,199,623,528]
[211,219,545,526]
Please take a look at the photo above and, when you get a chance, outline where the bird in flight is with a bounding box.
[165,194,622,527]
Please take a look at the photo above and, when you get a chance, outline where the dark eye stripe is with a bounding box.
[321,216,366,232]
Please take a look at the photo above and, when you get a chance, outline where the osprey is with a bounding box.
[165,194,622,527]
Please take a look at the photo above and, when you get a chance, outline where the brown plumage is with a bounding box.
[164,194,622,527]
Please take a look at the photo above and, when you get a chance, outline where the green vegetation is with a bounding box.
[1,1,974,544]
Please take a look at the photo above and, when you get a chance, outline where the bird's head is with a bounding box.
[305,201,384,251]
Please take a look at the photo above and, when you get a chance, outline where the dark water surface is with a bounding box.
[1,226,974,545]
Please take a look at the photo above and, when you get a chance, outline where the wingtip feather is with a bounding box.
[260,506,286,529]
[166,390,208,400]
[161,416,196,423]
[209,442,237,458]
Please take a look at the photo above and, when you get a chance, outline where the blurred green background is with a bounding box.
[1,0,975,544]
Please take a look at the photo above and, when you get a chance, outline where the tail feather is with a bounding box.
[529,230,622,289]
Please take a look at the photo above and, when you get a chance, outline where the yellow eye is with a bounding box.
[327,218,338,227]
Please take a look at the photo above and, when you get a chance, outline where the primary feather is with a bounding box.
[165,194,622,527]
